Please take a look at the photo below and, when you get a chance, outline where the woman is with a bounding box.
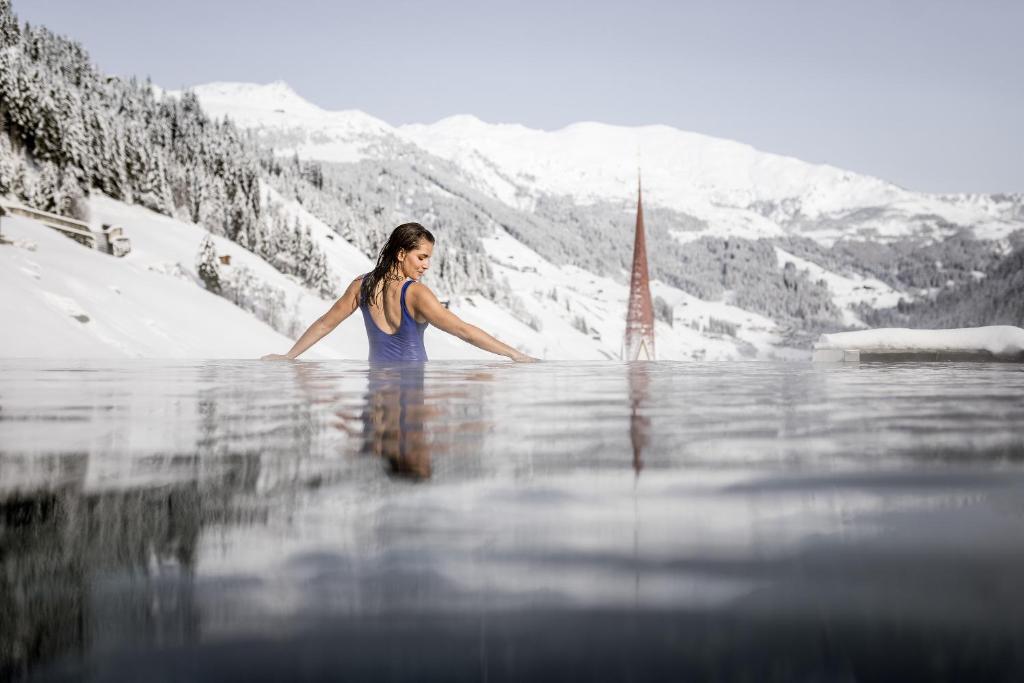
[261,223,535,362]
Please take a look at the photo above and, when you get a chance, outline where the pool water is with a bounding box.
[2,360,1024,681]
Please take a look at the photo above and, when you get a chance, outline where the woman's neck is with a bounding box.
[374,268,406,300]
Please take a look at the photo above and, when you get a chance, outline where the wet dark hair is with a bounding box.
[360,222,435,306]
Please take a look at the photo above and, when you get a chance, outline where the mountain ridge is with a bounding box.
[187,81,1022,247]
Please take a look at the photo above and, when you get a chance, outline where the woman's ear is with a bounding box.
[397,249,406,263]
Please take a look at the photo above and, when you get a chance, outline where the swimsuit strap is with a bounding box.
[400,280,415,320]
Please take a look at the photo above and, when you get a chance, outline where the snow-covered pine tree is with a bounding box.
[308,249,331,299]
[182,166,205,223]
[196,235,221,294]
[50,82,89,173]
[653,296,674,327]
[225,193,253,243]
[86,112,125,199]
[56,166,86,217]
[0,0,20,49]
[29,160,61,213]
[295,224,313,281]
[125,124,172,213]
[0,133,22,195]
[200,179,227,234]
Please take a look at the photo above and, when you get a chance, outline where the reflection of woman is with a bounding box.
[362,363,432,480]
[262,223,535,362]
[286,359,435,480]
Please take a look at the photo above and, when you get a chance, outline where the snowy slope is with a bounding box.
[260,183,371,276]
[2,191,794,360]
[473,228,785,361]
[774,247,903,327]
[0,197,496,359]
[0,211,300,358]
[258,183,787,360]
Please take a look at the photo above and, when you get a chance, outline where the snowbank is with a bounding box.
[0,211,302,358]
[814,326,1024,360]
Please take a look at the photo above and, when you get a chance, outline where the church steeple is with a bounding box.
[623,172,656,361]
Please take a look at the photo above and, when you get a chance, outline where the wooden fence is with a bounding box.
[0,200,131,256]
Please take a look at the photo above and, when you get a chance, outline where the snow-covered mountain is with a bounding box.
[164,81,1019,357]
[191,81,398,164]
[191,82,1022,245]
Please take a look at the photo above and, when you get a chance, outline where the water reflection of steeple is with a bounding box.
[627,362,652,609]
[628,362,652,476]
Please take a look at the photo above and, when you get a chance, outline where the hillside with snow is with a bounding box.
[0,193,787,360]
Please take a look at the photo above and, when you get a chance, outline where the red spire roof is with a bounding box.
[623,174,656,361]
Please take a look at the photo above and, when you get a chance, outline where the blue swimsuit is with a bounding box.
[360,279,429,362]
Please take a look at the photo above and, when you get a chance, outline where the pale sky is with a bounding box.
[15,0,1023,193]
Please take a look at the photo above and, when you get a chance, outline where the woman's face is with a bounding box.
[398,239,433,280]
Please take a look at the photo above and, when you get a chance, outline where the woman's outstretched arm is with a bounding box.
[261,277,362,360]
[408,283,537,362]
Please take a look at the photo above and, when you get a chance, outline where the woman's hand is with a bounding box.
[260,353,292,361]
[510,351,539,363]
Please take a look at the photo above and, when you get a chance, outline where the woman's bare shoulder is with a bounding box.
[407,280,438,298]
[339,276,364,300]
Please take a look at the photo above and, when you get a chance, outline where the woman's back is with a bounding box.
[360,277,428,362]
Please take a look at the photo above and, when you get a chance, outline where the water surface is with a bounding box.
[2,360,1024,681]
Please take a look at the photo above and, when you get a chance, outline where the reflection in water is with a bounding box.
[0,480,202,679]
[628,362,651,476]
[361,364,431,480]
[1,360,1024,681]
[0,361,339,680]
